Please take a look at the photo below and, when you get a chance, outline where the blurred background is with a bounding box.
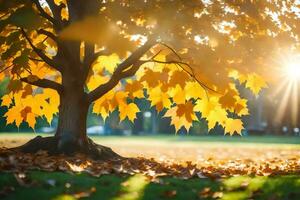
[0,77,299,137]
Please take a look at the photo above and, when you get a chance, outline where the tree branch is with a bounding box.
[20,28,61,72]
[115,39,156,74]
[87,40,156,103]
[20,77,63,93]
[0,12,9,20]
[37,29,57,41]
[32,0,57,25]
[144,58,218,95]
[0,64,13,74]
[28,57,44,62]
[45,0,62,18]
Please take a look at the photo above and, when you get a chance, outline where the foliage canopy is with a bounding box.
[1,0,298,134]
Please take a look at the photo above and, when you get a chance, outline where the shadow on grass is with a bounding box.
[0,172,126,200]
[0,172,299,200]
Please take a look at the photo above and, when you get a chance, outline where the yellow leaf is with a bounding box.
[169,70,190,88]
[224,118,244,135]
[111,91,128,108]
[26,112,36,129]
[1,95,12,107]
[206,107,228,130]
[125,80,144,99]
[245,73,267,96]
[148,86,171,112]
[172,85,186,104]
[4,106,22,127]
[194,97,219,118]
[119,103,140,122]
[184,81,207,100]
[195,97,228,131]
[164,104,195,132]
[92,90,115,120]
[140,69,161,87]
[87,74,108,91]
[176,101,196,123]
[234,96,249,116]
[219,89,238,109]
[61,7,69,20]
[96,54,120,73]
[54,0,64,5]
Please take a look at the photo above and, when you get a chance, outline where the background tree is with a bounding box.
[0,0,298,159]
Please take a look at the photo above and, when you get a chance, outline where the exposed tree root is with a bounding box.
[10,136,123,161]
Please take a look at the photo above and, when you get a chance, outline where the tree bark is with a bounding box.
[55,87,89,154]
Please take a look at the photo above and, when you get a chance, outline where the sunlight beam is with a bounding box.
[292,82,298,126]
[274,82,293,124]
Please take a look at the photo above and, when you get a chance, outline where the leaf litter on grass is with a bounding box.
[0,147,299,180]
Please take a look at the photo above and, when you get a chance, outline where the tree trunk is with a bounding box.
[14,83,122,160]
[55,88,89,154]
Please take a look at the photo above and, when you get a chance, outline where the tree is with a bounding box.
[0,0,297,159]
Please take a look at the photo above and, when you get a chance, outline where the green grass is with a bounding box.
[0,171,299,200]
[1,133,300,146]
[92,135,300,145]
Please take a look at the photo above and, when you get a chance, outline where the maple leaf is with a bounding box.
[219,89,238,109]
[125,80,144,99]
[171,85,186,105]
[176,101,196,123]
[184,81,207,100]
[194,97,220,119]
[224,118,244,136]
[95,54,120,74]
[26,112,36,129]
[1,95,12,107]
[195,97,228,131]
[87,74,109,91]
[234,96,249,116]
[111,91,128,109]
[206,107,228,130]
[147,86,172,112]
[140,69,162,87]
[164,103,196,132]
[169,70,190,88]
[4,106,23,127]
[119,103,140,122]
[92,90,115,120]
[21,85,33,98]
[245,73,268,96]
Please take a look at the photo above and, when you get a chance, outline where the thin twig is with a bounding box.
[159,42,182,61]
[20,28,60,71]
[29,57,44,62]
[0,64,13,74]
[0,12,9,20]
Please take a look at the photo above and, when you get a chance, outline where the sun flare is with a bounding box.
[282,53,300,82]
[285,62,300,81]
[274,54,300,127]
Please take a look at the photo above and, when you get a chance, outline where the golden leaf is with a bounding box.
[224,118,244,135]
[1,95,12,107]
[119,103,140,122]
[245,73,268,96]
[148,86,172,112]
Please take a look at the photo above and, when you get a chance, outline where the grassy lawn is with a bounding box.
[0,171,299,200]
[1,133,299,161]
[0,133,299,199]
[1,133,300,147]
